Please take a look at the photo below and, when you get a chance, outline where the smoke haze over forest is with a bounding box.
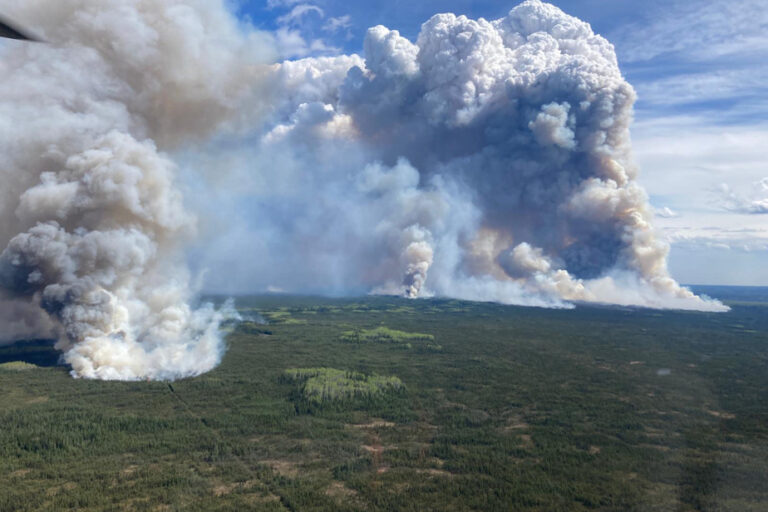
[0,0,735,380]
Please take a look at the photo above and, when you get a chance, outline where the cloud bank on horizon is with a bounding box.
[0,0,726,381]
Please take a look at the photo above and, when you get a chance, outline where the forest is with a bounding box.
[1,287,767,511]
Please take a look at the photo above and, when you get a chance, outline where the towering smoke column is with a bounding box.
[210,0,724,311]
[0,1,270,379]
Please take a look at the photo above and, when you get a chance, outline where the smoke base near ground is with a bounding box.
[0,0,727,381]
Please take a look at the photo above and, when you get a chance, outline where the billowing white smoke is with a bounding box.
[0,0,271,380]
[0,0,727,383]
[198,0,725,311]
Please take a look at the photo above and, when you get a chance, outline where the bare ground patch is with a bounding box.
[46,482,77,497]
[326,481,358,499]
[212,479,263,497]
[121,465,139,476]
[348,419,396,429]
[519,434,534,448]
[706,409,736,420]
[415,468,455,478]
[261,460,299,478]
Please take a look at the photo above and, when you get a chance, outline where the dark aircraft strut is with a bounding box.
[0,15,40,42]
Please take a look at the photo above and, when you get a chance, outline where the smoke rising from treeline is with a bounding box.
[0,0,271,380]
[0,0,726,381]
[195,1,726,312]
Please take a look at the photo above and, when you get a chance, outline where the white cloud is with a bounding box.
[634,68,767,108]
[633,116,768,208]
[266,1,341,58]
[273,27,309,57]
[631,115,768,282]
[716,179,768,214]
[272,27,338,58]
[323,15,351,33]
[276,4,324,26]
[614,0,768,63]
[307,38,338,54]
[267,0,304,8]
[615,0,768,131]
[656,207,679,219]
[661,224,768,252]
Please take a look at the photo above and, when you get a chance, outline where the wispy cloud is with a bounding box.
[715,179,768,214]
[661,224,768,252]
[615,0,768,63]
[277,4,324,26]
[632,116,768,277]
[655,207,679,219]
[264,0,345,59]
[267,0,305,8]
[633,117,768,198]
[323,15,351,33]
[615,0,768,127]
[634,68,767,108]
[273,27,338,58]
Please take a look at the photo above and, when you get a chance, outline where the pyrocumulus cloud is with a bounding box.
[197,0,726,312]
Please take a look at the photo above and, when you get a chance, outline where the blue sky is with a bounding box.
[234,0,768,286]
[236,0,650,51]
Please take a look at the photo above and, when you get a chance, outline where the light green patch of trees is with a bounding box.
[0,361,39,371]
[339,327,442,352]
[283,368,404,404]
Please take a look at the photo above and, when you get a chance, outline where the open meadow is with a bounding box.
[2,287,768,511]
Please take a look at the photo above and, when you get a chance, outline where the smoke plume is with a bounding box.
[198,1,726,312]
[0,1,727,381]
[0,0,271,380]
